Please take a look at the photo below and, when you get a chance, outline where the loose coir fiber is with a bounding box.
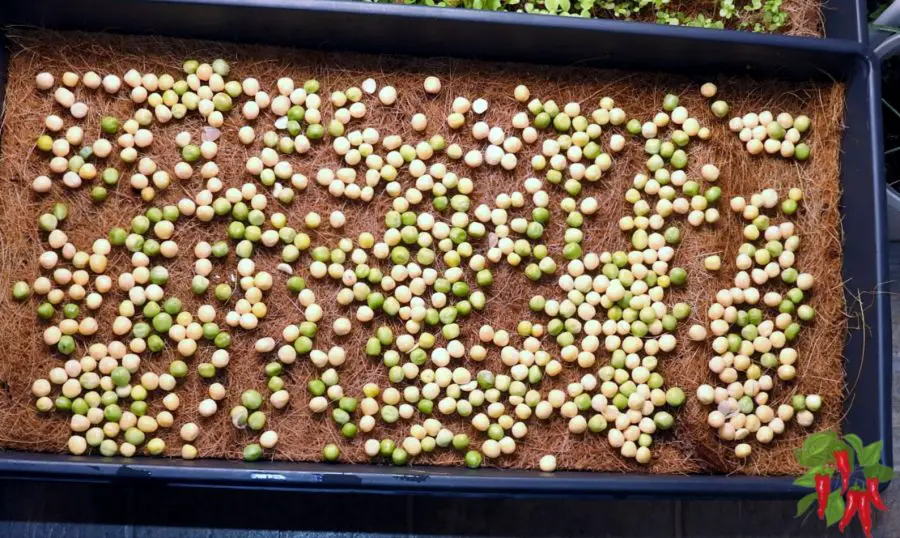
[0,31,845,475]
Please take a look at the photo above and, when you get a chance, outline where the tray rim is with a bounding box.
[0,1,890,497]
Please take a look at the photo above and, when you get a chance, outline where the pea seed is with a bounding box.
[243,443,263,462]
[323,443,341,462]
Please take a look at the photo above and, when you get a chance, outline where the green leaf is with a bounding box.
[793,448,808,467]
[801,431,838,468]
[824,490,844,527]
[719,0,735,18]
[559,0,570,11]
[793,468,818,488]
[843,433,864,458]
[803,431,837,452]
[803,451,832,469]
[861,441,883,467]
[545,0,559,12]
[864,463,895,482]
[795,492,818,518]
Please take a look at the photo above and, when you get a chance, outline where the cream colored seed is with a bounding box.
[424,76,441,94]
[378,86,397,105]
[539,454,557,472]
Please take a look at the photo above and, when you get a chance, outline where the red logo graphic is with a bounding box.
[794,431,894,537]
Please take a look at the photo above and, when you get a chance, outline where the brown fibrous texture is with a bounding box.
[0,31,845,475]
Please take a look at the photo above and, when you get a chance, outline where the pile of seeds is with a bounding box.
[0,32,847,474]
[693,188,820,459]
[728,111,811,160]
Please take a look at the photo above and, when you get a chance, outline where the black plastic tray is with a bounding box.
[0,0,890,498]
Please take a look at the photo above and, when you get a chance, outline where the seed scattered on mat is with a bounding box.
[3,35,834,477]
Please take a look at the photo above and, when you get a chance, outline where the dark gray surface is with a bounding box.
[0,479,881,537]
[2,245,899,537]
